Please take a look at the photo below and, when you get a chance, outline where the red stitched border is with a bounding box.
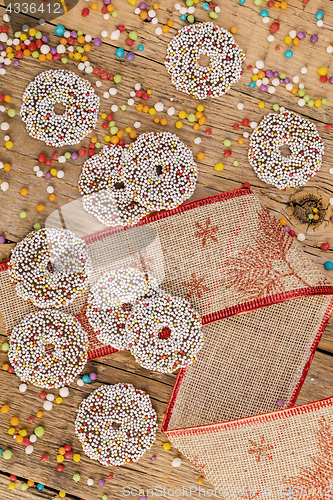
[82,187,252,244]
[202,287,333,325]
[163,394,333,439]
[161,368,187,434]
[88,345,119,362]
[0,259,9,272]
[162,295,333,439]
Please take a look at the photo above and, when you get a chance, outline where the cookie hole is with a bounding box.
[158,326,171,339]
[199,53,211,67]
[155,165,163,176]
[47,261,55,273]
[114,182,125,190]
[44,343,55,355]
[280,145,292,157]
[54,102,66,115]
[111,421,122,430]
[121,303,132,313]
[47,259,65,274]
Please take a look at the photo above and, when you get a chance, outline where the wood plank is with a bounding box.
[0,472,79,500]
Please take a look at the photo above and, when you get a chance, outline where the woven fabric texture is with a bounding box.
[146,192,330,318]
[169,397,333,500]
[167,295,333,432]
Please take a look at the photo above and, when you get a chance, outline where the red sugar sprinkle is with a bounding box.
[270,22,280,33]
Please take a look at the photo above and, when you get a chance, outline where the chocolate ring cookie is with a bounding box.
[119,132,198,211]
[79,144,149,227]
[9,228,92,309]
[8,310,89,389]
[86,303,131,350]
[165,22,245,100]
[248,110,325,190]
[21,69,100,147]
[86,268,159,349]
[126,292,204,373]
[75,383,157,466]
[79,144,125,197]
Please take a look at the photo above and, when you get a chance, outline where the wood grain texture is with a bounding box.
[1,0,333,497]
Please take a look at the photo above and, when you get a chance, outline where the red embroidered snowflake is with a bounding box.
[248,436,274,463]
[191,455,206,476]
[223,208,311,300]
[195,219,218,247]
[283,417,333,500]
[183,273,209,298]
[131,250,154,273]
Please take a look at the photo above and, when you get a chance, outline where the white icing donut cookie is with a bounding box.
[75,383,157,466]
[86,268,159,349]
[79,144,149,227]
[79,144,125,197]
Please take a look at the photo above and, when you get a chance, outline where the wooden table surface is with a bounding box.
[1,0,333,498]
